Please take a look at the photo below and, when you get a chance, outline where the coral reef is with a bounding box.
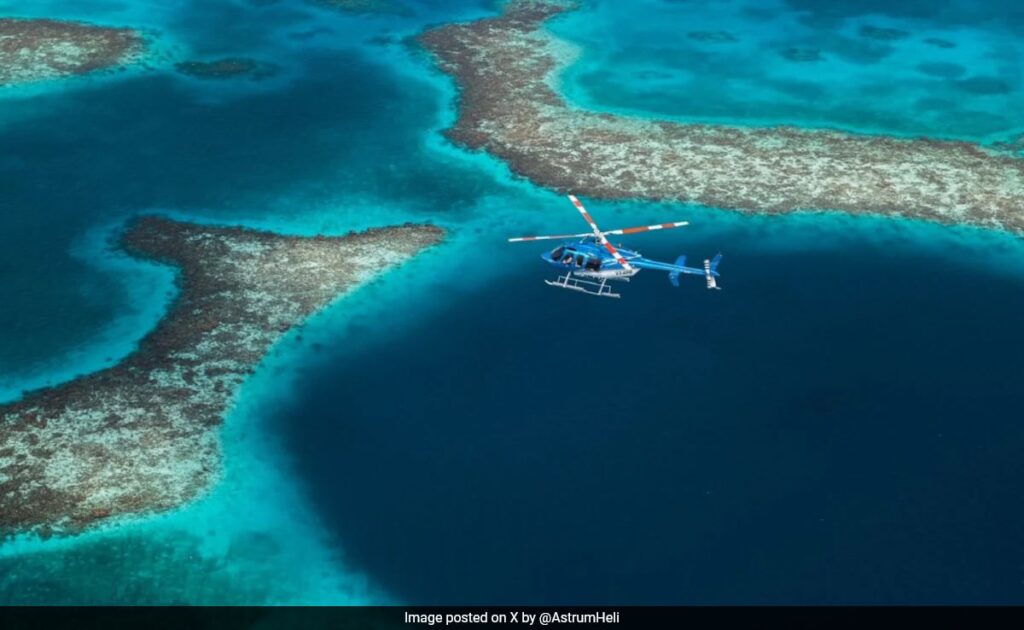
[419,0,1024,232]
[175,58,279,81]
[306,0,412,16]
[686,31,738,44]
[0,217,442,537]
[0,18,143,86]
[858,25,909,41]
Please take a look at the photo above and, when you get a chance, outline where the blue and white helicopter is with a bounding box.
[508,195,722,298]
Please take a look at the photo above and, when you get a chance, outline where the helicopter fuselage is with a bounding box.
[508,195,721,296]
[544,237,710,280]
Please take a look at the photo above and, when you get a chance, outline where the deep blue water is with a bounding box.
[0,37,496,391]
[2,0,1024,605]
[275,232,1024,604]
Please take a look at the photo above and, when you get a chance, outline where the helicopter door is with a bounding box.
[575,254,585,267]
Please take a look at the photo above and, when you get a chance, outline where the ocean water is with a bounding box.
[278,214,1024,605]
[1,0,1024,604]
[551,0,1024,141]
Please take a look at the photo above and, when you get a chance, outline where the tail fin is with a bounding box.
[704,253,722,290]
[668,255,686,287]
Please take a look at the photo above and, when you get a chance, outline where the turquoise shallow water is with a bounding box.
[2,0,1024,604]
[0,0,513,604]
[551,0,1024,141]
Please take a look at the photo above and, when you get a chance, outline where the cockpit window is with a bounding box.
[550,246,565,261]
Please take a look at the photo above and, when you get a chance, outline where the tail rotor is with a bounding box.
[704,253,723,290]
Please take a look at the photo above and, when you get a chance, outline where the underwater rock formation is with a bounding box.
[420,0,1024,232]
[0,18,143,86]
[858,25,910,41]
[175,58,279,81]
[923,37,956,49]
[0,217,443,538]
[686,30,738,44]
[306,0,411,15]
[780,47,823,62]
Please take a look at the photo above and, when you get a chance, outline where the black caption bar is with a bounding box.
[403,609,620,626]
[0,605,1009,630]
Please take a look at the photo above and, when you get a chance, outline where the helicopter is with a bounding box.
[508,195,722,299]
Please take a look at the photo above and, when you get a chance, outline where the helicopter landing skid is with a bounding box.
[545,273,621,298]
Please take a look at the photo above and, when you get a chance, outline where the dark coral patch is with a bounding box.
[826,34,897,65]
[288,27,334,41]
[306,0,412,15]
[923,37,957,49]
[768,79,826,101]
[175,58,280,81]
[686,31,738,44]
[956,76,1012,95]
[989,134,1024,156]
[916,62,966,79]
[785,0,939,20]
[779,47,822,62]
[365,34,396,46]
[858,25,910,41]
[914,97,955,112]
[633,69,675,81]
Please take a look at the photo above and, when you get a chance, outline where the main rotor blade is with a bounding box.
[568,194,603,237]
[568,195,633,271]
[510,221,689,242]
[507,231,593,243]
[602,221,689,236]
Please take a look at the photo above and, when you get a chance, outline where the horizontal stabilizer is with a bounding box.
[668,255,686,287]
